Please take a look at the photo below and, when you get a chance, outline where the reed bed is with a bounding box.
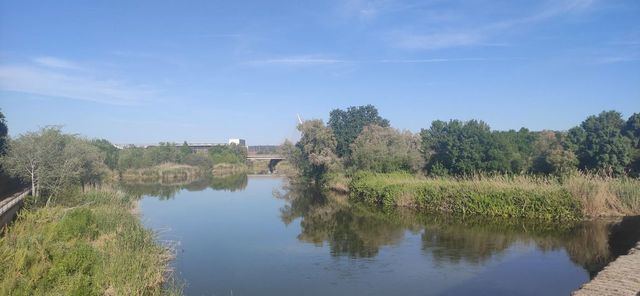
[349,172,640,221]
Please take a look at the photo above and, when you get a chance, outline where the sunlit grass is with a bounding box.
[348,172,640,220]
[0,190,181,295]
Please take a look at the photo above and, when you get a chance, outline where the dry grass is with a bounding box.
[121,163,202,183]
[349,172,640,220]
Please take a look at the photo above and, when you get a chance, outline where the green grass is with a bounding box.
[349,172,640,221]
[349,172,582,221]
[0,190,180,295]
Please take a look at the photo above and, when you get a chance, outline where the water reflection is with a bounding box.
[121,173,248,199]
[275,183,640,278]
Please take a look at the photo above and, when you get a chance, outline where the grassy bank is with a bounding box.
[348,172,640,221]
[0,190,180,295]
[120,163,202,184]
[212,163,248,176]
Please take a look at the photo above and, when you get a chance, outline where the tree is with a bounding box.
[180,141,193,161]
[420,119,503,175]
[285,120,338,183]
[622,113,640,148]
[208,144,245,165]
[91,139,119,169]
[622,113,640,176]
[530,131,577,175]
[1,127,106,204]
[569,111,632,175]
[328,105,389,158]
[0,109,7,156]
[350,125,423,173]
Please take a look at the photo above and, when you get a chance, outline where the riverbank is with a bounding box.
[120,163,202,184]
[0,189,180,295]
[343,172,640,221]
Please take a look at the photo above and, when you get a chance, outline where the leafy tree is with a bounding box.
[208,144,246,165]
[328,105,389,158]
[117,147,146,169]
[350,125,423,173]
[284,120,338,183]
[421,120,504,175]
[622,113,640,176]
[1,127,105,204]
[491,128,538,173]
[569,111,632,175]
[622,113,640,148]
[180,141,193,160]
[0,109,7,156]
[530,131,577,175]
[91,139,119,169]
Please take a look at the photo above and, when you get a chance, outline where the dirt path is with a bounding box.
[573,242,640,296]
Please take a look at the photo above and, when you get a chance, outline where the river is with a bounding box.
[123,175,640,296]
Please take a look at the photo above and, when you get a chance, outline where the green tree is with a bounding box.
[91,139,119,169]
[208,144,246,165]
[328,105,389,158]
[530,131,577,175]
[117,147,144,169]
[622,113,640,176]
[1,127,106,204]
[569,111,632,175]
[622,113,640,148]
[180,141,193,161]
[421,119,505,175]
[350,125,423,173]
[285,120,338,183]
[0,109,7,156]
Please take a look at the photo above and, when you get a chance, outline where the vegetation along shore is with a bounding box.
[283,105,640,221]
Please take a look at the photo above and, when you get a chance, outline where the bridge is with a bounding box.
[247,153,285,173]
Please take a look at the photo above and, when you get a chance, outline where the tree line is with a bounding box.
[0,110,248,204]
[284,105,640,184]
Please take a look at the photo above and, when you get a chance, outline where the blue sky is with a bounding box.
[0,0,638,145]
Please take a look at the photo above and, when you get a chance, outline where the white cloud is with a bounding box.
[390,0,599,50]
[33,56,82,70]
[0,63,157,105]
[245,55,347,66]
[391,31,484,50]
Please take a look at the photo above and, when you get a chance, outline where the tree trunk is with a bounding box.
[30,172,35,197]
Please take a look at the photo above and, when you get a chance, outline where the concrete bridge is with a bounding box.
[247,154,285,173]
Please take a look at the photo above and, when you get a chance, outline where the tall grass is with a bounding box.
[0,190,181,295]
[349,172,640,221]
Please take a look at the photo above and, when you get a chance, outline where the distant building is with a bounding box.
[228,138,246,147]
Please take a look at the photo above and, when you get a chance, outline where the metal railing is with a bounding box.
[0,188,30,217]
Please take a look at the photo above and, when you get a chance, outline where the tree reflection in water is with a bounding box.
[275,182,640,278]
[121,173,248,200]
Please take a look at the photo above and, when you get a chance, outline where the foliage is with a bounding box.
[530,131,578,175]
[91,139,120,170]
[283,120,339,184]
[0,127,106,204]
[622,113,640,148]
[0,190,179,295]
[350,125,423,173]
[328,105,390,158]
[420,119,511,175]
[568,111,632,176]
[208,144,246,165]
[0,109,7,156]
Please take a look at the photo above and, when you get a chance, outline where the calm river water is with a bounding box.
[125,175,640,296]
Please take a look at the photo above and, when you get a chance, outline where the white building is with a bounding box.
[228,138,246,147]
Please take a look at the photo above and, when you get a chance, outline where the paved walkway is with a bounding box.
[573,242,640,296]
